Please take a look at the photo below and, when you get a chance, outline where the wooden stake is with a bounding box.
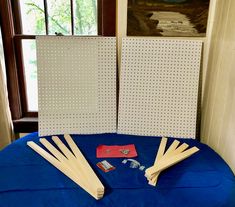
[64,134,104,191]
[154,137,167,165]
[164,140,180,156]
[40,138,69,163]
[170,143,189,155]
[27,141,101,199]
[145,139,179,179]
[146,146,199,178]
[144,137,167,180]
[51,136,76,161]
[52,136,104,193]
[148,142,189,185]
[146,137,167,185]
[39,138,97,194]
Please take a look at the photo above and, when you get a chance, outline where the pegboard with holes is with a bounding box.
[37,36,116,136]
[118,38,202,139]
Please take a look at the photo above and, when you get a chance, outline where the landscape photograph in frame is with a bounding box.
[127,0,210,37]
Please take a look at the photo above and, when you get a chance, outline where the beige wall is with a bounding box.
[201,0,235,173]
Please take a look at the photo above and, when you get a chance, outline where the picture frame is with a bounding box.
[127,0,210,37]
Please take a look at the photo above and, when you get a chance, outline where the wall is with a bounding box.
[201,0,235,173]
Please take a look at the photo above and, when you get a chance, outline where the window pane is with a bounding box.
[47,0,72,35]
[19,0,46,35]
[22,40,38,111]
[73,0,97,35]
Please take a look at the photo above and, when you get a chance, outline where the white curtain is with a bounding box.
[0,57,13,150]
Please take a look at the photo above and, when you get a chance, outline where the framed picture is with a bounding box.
[127,0,210,37]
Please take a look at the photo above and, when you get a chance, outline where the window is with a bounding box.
[17,0,99,112]
[0,0,116,132]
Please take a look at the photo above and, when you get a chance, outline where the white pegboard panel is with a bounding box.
[118,38,202,139]
[37,36,116,136]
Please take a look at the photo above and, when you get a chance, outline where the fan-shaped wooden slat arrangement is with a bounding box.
[27,135,104,200]
[145,137,199,186]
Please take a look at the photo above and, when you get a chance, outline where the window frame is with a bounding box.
[0,0,116,133]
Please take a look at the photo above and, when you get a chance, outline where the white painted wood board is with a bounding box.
[36,36,116,136]
[118,38,202,138]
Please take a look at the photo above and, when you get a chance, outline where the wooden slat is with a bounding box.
[52,136,76,160]
[27,141,101,199]
[170,143,189,155]
[64,134,104,191]
[146,137,167,185]
[145,139,180,179]
[40,138,69,163]
[39,138,100,196]
[146,147,199,178]
[164,140,180,156]
[148,142,189,185]
[53,136,104,192]
[154,137,167,165]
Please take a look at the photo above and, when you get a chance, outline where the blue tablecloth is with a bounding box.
[0,133,235,207]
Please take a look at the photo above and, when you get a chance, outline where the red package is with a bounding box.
[96,144,137,158]
[96,160,116,172]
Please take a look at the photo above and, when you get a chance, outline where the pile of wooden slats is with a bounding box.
[145,137,199,186]
[27,135,104,200]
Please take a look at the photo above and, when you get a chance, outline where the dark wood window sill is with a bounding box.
[13,118,38,133]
